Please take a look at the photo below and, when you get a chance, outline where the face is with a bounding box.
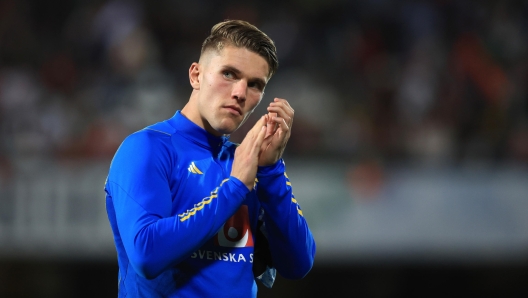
[186,45,270,136]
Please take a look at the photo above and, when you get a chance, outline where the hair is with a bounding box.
[201,20,278,78]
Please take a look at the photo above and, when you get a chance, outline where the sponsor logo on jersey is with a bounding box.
[188,162,203,174]
[215,205,254,247]
[190,250,254,263]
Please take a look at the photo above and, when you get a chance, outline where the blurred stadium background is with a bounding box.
[1,0,528,296]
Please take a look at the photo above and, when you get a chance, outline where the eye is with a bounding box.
[248,81,264,91]
[223,71,234,79]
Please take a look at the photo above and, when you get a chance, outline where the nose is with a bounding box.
[231,80,247,102]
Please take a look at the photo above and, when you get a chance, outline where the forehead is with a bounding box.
[202,46,270,79]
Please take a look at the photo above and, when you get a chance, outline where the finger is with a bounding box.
[274,117,291,139]
[265,112,277,138]
[266,107,292,126]
[244,115,267,140]
[266,115,291,134]
[257,123,267,145]
[271,98,294,113]
[251,123,267,155]
[267,99,294,127]
[274,97,293,108]
[238,116,265,154]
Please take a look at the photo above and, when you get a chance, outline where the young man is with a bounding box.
[104,20,316,297]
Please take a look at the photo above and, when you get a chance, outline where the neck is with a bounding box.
[181,93,223,137]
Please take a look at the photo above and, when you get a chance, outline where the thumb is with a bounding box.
[254,121,267,150]
[253,115,267,133]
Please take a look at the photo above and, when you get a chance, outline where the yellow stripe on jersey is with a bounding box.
[297,206,303,216]
[291,195,304,217]
[178,181,223,222]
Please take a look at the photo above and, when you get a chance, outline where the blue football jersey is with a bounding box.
[105,111,315,297]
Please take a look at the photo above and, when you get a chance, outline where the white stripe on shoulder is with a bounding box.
[144,128,172,136]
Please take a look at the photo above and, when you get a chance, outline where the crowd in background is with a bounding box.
[1,0,528,172]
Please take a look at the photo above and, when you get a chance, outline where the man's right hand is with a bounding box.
[231,115,267,190]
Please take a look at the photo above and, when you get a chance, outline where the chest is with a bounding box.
[173,149,230,205]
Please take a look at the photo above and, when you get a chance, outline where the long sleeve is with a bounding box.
[105,131,249,279]
[256,159,316,279]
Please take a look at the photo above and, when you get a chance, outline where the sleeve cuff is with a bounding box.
[228,176,253,196]
[257,159,285,178]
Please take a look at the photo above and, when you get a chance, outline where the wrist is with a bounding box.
[257,159,284,178]
[229,176,255,193]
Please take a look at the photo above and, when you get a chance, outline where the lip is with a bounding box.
[223,105,242,116]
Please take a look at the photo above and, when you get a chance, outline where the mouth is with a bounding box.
[223,105,242,116]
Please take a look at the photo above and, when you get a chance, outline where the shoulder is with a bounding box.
[121,120,175,148]
[143,120,177,137]
[109,129,175,178]
[120,129,170,153]
[113,120,178,165]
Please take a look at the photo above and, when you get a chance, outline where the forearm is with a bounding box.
[109,177,249,279]
[256,160,316,279]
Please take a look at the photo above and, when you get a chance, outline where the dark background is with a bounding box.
[1,259,527,297]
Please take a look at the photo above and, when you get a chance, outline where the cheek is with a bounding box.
[249,95,263,111]
[248,90,263,103]
[203,74,227,92]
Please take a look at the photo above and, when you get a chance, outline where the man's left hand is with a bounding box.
[258,98,294,166]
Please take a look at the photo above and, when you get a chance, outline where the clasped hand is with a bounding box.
[231,98,294,190]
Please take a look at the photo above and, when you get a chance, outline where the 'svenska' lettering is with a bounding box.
[190,250,253,263]
[238,254,246,262]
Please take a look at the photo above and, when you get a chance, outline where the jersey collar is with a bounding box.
[168,110,229,149]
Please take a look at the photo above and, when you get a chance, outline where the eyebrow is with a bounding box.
[223,65,268,89]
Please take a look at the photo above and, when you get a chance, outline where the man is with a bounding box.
[104,19,316,297]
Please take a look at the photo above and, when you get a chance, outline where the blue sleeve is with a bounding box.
[256,159,316,279]
[105,131,249,279]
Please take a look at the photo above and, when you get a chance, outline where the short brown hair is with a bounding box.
[201,20,279,78]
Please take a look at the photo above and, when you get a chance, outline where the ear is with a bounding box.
[189,62,201,90]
